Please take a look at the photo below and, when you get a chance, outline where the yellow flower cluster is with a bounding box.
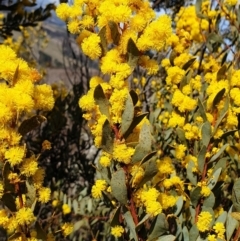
[91,179,107,199]
[196,211,212,232]
[111,225,124,238]
[138,188,162,216]
[56,0,172,90]
[0,46,55,238]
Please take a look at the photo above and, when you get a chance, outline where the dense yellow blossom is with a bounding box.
[159,193,178,210]
[32,168,45,189]
[175,144,187,159]
[0,210,9,227]
[81,33,102,59]
[157,157,174,175]
[172,89,197,112]
[67,19,81,34]
[61,223,74,237]
[91,179,107,198]
[99,152,111,167]
[56,3,71,21]
[20,156,38,177]
[137,15,172,51]
[33,84,54,111]
[196,211,212,232]
[38,187,51,203]
[15,195,27,210]
[79,89,96,111]
[145,201,162,216]
[130,165,144,187]
[5,146,25,166]
[62,204,71,215]
[208,234,217,241]
[166,66,185,85]
[109,87,128,123]
[224,0,237,5]
[112,143,135,164]
[16,207,35,225]
[198,181,211,197]
[111,225,124,238]
[213,222,225,239]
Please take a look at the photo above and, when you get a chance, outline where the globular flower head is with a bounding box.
[111,225,124,238]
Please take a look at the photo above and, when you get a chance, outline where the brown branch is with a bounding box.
[233,226,240,241]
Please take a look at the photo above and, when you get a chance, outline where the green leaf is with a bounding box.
[129,90,138,106]
[164,129,173,141]
[176,128,187,145]
[25,181,36,207]
[156,235,176,241]
[207,33,222,45]
[35,221,47,239]
[237,6,240,27]
[201,121,211,146]
[187,160,197,186]
[127,38,139,56]
[18,115,46,136]
[207,168,222,190]
[111,169,128,205]
[169,50,177,66]
[212,88,225,111]
[72,199,78,214]
[197,145,207,173]
[131,144,149,164]
[99,166,111,184]
[216,211,227,224]
[180,69,193,90]
[232,179,240,212]
[101,119,114,153]
[190,187,201,207]
[203,191,215,208]
[217,65,227,81]
[102,191,115,208]
[174,196,184,216]
[93,84,110,118]
[123,112,148,139]
[138,156,158,187]
[122,206,138,241]
[132,123,152,163]
[74,220,86,231]
[109,21,120,45]
[140,151,157,165]
[198,98,207,122]
[110,206,121,226]
[213,110,228,135]
[136,214,151,230]
[221,52,228,66]
[98,26,108,55]
[182,58,196,71]
[209,144,229,163]
[201,206,215,227]
[182,226,189,241]
[213,157,228,172]
[221,130,237,139]
[189,224,199,241]
[2,193,17,212]
[148,214,169,241]
[8,233,22,240]
[127,38,139,71]
[226,206,238,241]
[120,94,135,136]
[12,64,19,86]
